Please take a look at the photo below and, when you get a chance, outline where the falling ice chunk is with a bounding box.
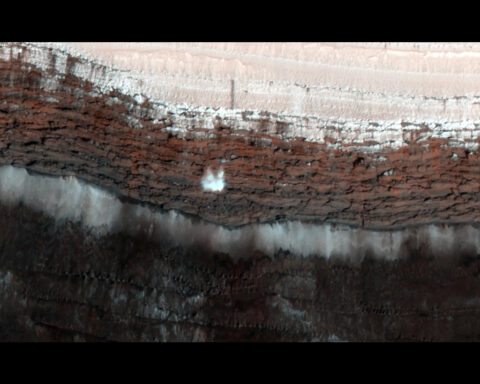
[201,168,225,192]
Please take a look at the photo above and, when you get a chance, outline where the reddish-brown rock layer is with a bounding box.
[0,43,479,228]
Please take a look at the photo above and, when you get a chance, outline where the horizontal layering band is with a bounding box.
[1,165,479,261]
[1,43,479,229]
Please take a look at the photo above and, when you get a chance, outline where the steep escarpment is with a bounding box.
[1,42,480,341]
[1,43,480,229]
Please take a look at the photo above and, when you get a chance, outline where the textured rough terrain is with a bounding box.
[2,202,480,342]
[1,43,480,228]
[1,42,480,341]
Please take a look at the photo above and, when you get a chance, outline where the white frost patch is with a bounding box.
[0,270,13,289]
[380,169,394,177]
[0,165,122,236]
[327,334,344,342]
[201,168,225,192]
[1,165,480,261]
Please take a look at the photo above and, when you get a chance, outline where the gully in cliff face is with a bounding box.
[1,42,480,341]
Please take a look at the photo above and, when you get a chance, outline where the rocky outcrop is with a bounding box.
[1,43,479,229]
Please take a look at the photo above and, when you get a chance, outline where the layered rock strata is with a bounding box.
[1,42,480,341]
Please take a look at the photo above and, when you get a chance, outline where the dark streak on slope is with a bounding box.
[2,202,480,341]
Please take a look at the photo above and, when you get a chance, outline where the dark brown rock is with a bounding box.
[2,202,480,341]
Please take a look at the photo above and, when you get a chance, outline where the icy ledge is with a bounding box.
[2,42,480,151]
[1,165,479,261]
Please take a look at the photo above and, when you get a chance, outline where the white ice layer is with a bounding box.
[2,43,480,151]
[36,43,480,118]
[1,165,479,261]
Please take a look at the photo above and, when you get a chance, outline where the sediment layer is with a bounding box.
[2,165,480,262]
[2,198,480,341]
[1,43,480,229]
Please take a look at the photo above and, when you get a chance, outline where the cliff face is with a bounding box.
[1,43,480,228]
[1,42,480,341]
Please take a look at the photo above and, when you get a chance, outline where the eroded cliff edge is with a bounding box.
[1,42,480,341]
